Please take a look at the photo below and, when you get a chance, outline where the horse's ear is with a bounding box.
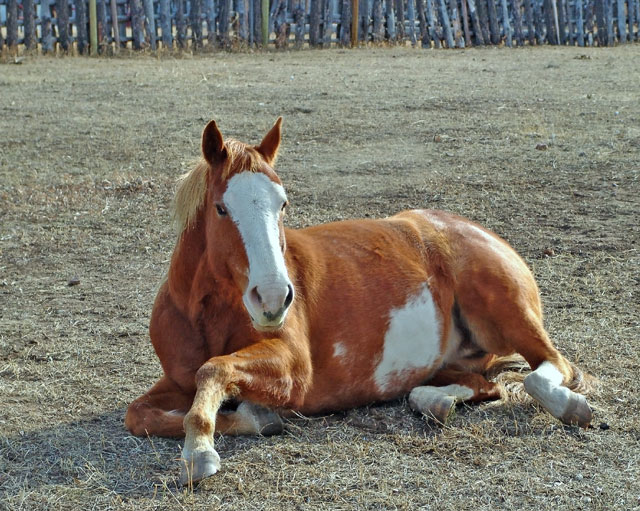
[256,117,283,166]
[202,120,228,167]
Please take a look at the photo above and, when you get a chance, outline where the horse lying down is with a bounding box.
[125,118,592,485]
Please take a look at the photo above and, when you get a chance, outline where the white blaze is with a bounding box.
[223,172,290,321]
[374,284,442,393]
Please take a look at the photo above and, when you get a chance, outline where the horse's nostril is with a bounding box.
[251,286,263,306]
[284,285,294,308]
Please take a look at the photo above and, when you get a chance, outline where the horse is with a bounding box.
[125,118,592,485]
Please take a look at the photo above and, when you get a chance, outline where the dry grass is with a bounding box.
[1,46,639,510]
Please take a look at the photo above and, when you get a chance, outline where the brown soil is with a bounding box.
[1,46,639,510]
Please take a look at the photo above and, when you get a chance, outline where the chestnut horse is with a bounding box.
[126,118,592,485]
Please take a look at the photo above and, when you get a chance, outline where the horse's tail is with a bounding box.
[484,354,594,402]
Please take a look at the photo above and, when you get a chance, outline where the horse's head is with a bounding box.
[201,118,293,332]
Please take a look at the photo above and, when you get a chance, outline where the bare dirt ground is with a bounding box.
[1,46,639,510]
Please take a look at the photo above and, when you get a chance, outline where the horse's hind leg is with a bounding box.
[457,281,592,427]
[409,369,502,424]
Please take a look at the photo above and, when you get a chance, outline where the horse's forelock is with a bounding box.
[173,140,264,234]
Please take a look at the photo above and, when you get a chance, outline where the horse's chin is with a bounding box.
[252,322,285,333]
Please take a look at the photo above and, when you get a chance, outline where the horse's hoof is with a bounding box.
[409,387,456,424]
[560,392,592,428]
[179,449,221,486]
[237,401,284,436]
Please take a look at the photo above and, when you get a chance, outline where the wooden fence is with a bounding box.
[0,0,638,53]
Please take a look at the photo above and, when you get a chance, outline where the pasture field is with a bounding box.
[1,46,639,510]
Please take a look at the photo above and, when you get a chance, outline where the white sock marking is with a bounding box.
[524,361,572,418]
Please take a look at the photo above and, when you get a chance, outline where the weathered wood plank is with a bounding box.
[387,0,397,41]
[594,0,606,44]
[629,0,637,41]
[467,0,486,43]
[160,0,173,48]
[501,0,512,46]
[486,0,500,44]
[41,0,54,52]
[57,0,71,51]
[110,0,121,49]
[294,0,305,47]
[451,0,464,46]
[219,0,232,47]
[144,0,157,50]
[76,0,88,53]
[543,0,556,43]
[131,0,145,49]
[97,0,110,50]
[190,0,202,49]
[372,0,384,41]
[340,0,351,46]
[459,0,472,46]
[408,0,418,45]
[437,0,455,46]
[323,0,333,47]
[557,0,567,44]
[476,0,491,42]
[238,0,250,43]
[576,0,585,46]
[6,0,18,49]
[310,0,322,46]
[532,0,545,42]
[23,0,37,50]
[416,0,433,46]
[396,0,406,42]
[511,0,524,45]
[205,0,216,47]
[426,0,442,47]
[522,0,535,44]
[605,0,614,44]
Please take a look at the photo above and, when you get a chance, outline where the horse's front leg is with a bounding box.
[180,337,311,485]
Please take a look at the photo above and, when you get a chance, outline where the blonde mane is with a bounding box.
[173,140,263,234]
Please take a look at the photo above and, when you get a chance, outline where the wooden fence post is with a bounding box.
[372,0,384,41]
[57,0,71,51]
[575,0,584,45]
[466,0,486,43]
[262,0,269,45]
[7,0,18,49]
[396,0,406,42]
[23,0,37,50]
[629,0,636,41]
[437,0,455,46]
[451,0,464,46]
[408,0,417,45]
[425,0,441,47]
[175,0,186,47]
[605,0,614,44]
[323,0,333,46]
[511,0,524,45]
[460,0,472,46]
[76,0,89,53]
[294,0,305,47]
[89,0,97,54]
[557,0,566,43]
[522,0,535,43]
[416,0,432,46]
[190,0,202,48]
[110,0,120,50]
[160,0,172,48]
[131,0,145,48]
[486,0,500,44]
[387,0,397,41]
[501,0,512,46]
[97,0,109,50]
[144,0,157,49]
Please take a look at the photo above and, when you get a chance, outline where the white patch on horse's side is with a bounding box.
[333,341,347,359]
[524,361,571,418]
[374,284,441,393]
[223,172,291,319]
[165,409,185,417]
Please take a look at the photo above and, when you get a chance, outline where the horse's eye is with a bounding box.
[216,204,227,216]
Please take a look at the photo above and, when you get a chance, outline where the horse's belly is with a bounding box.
[300,283,449,414]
